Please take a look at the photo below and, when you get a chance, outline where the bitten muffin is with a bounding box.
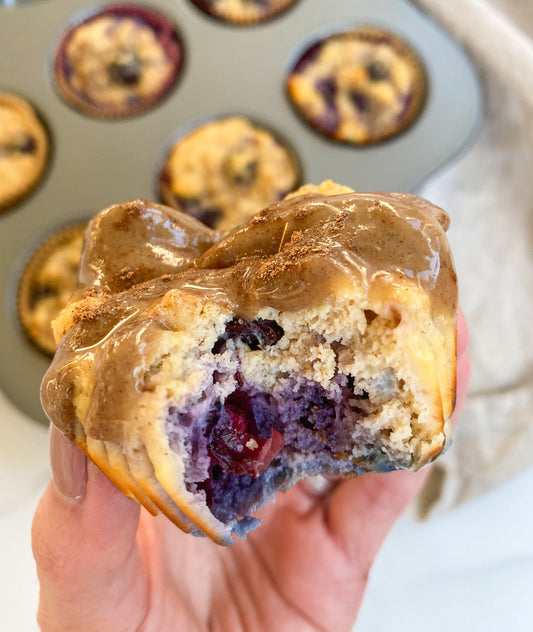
[190,0,298,25]
[41,182,458,544]
[159,116,300,230]
[286,28,427,145]
[53,4,182,118]
[18,224,85,355]
[0,93,49,212]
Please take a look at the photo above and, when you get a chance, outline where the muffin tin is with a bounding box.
[0,0,482,423]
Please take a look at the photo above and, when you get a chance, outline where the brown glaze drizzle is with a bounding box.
[41,192,457,441]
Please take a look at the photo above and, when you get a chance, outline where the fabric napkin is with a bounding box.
[412,0,533,516]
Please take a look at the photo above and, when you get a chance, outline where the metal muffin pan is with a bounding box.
[0,0,483,423]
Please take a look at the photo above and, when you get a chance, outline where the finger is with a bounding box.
[326,468,430,572]
[326,309,470,564]
[457,308,469,359]
[32,426,147,632]
[452,345,471,424]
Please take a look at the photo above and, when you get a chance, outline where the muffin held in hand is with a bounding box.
[53,3,183,118]
[0,93,49,212]
[286,28,427,145]
[41,181,457,545]
[190,0,299,25]
[159,116,300,230]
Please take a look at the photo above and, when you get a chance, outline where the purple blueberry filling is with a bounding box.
[164,318,401,536]
[207,390,284,477]
[166,376,375,534]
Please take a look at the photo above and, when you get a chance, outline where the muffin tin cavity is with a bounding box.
[189,0,300,26]
[286,27,428,145]
[0,0,482,423]
[158,115,301,230]
[53,3,183,118]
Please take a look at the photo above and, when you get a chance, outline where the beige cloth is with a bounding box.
[412,0,533,516]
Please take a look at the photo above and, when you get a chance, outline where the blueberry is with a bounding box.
[29,284,56,309]
[315,77,337,105]
[232,160,257,187]
[318,105,340,135]
[108,50,141,85]
[224,146,258,187]
[207,390,284,477]
[212,318,284,354]
[349,91,370,112]
[1,134,36,156]
[17,134,37,154]
[366,60,389,81]
[175,196,222,228]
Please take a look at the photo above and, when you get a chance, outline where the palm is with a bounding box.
[33,312,469,632]
[137,473,426,632]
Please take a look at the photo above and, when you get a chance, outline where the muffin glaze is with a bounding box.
[42,190,457,442]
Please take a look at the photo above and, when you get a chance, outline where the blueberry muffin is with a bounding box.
[286,28,427,145]
[0,93,49,212]
[190,0,298,25]
[42,182,458,544]
[53,4,182,118]
[18,224,85,355]
[159,116,300,230]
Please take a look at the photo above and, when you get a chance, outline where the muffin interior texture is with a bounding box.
[145,294,445,533]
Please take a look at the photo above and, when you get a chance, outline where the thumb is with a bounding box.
[32,425,147,632]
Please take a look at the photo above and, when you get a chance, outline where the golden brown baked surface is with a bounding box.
[54,5,182,118]
[190,0,299,25]
[18,224,85,355]
[41,182,457,544]
[0,93,49,212]
[159,117,300,231]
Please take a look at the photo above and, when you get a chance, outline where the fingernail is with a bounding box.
[50,424,87,504]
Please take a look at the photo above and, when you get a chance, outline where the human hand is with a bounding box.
[32,312,470,632]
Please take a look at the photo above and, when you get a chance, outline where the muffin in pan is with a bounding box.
[17,223,85,356]
[286,27,427,145]
[0,93,49,213]
[189,0,299,25]
[53,3,183,119]
[158,116,300,230]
